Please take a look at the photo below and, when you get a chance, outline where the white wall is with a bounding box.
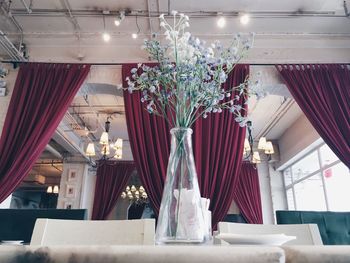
[57,163,87,210]
[277,114,321,169]
[79,166,96,219]
[256,161,274,224]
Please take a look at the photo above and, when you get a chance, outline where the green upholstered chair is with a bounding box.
[276,210,350,245]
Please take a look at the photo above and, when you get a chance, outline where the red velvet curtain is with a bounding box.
[233,162,263,224]
[123,63,248,227]
[276,64,350,168]
[92,161,136,220]
[0,63,90,202]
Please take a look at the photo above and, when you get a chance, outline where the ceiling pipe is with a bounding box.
[45,144,63,159]
[19,0,32,14]
[8,9,342,18]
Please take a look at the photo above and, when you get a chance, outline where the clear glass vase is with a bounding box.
[155,128,206,245]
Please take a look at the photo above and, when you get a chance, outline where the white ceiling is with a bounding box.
[0,0,349,62]
[2,0,346,177]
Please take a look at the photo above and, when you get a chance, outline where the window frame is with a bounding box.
[283,142,343,211]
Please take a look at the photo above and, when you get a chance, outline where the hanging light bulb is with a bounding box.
[131,33,138,39]
[121,192,127,198]
[217,16,226,28]
[240,13,250,25]
[258,137,267,150]
[102,32,111,42]
[114,10,125,26]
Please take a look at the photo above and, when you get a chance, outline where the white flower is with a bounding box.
[159,14,165,19]
[171,10,178,15]
[160,22,165,27]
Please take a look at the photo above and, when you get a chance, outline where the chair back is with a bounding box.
[217,222,323,245]
[30,218,155,245]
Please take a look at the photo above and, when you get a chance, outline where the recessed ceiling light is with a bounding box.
[102,32,111,42]
[217,16,226,28]
[132,33,138,39]
[240,13,250,25]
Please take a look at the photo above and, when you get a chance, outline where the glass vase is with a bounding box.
[155,128,206,245]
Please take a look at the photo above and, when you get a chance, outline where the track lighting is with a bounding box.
[114,10,126,26]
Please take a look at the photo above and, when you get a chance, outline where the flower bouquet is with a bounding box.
[126,11,260,244]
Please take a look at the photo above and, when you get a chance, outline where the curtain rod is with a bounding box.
[1,61,349,67]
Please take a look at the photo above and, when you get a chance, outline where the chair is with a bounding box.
[30,218,155,245]
[276,210,350,245]
[0,209,87,243]
[217,222,323,245]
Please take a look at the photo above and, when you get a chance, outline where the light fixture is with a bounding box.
[99,131,109,144]
[53,185,59,194]
[114,148,123,159]
[131,33,138,39]
[102,32,111,42]
[252,151,261,164]
[264,141,275,155]
[102,15,111,42]
[47,185,59,194]
[217,15,226,28]
[114,10,125,26]
[47,186,53,193]
[114,138,123,149]
[121,185,148,204]
[86,143,96,157]
[240,13,250,25]
[85,117,124,162]
[243,121,274,164]
[258,137,267,150]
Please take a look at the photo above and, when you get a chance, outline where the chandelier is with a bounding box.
[121,185,148,203]
[243,121,275,164]
[85,117,123,160]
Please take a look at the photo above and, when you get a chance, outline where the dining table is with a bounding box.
[0,244,350,263]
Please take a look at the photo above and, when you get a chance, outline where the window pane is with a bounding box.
[294,173,326,211]
[320,144,338,167]
[324,163,350,211]
[292,150,320,182]
[283,168,292,187]
[286,188,295,210]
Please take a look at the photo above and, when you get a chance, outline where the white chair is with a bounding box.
[216,222,323,245]
[30,218,155,245]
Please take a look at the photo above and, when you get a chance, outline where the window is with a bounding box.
[283,143,350,211]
